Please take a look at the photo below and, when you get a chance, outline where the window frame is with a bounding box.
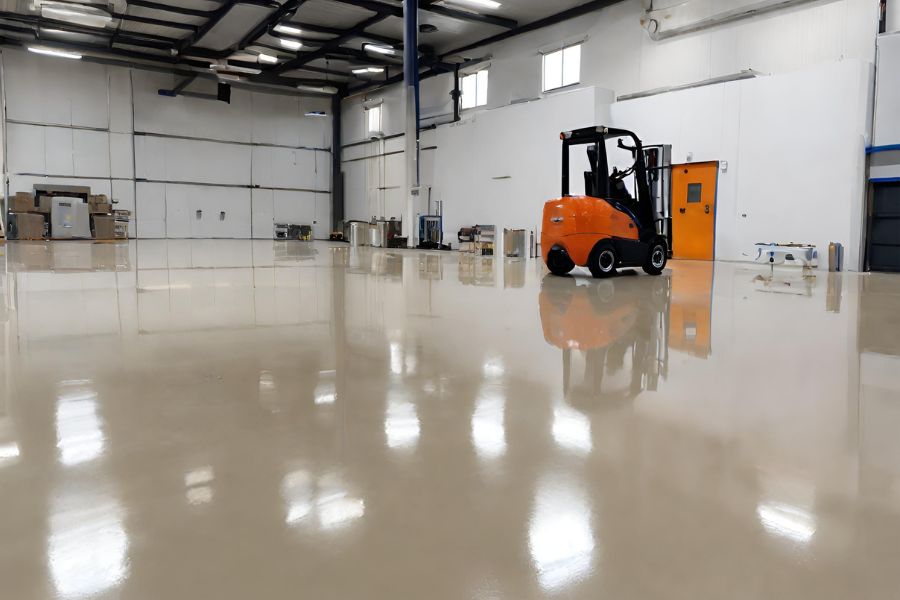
[460,69,489,110]
[542,43,582,93]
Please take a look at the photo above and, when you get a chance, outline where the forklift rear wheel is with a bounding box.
[547,247,575,276]
[642,240,668,276]
[589,241,617,278]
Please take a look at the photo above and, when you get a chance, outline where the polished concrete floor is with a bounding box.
[0,239,899,599]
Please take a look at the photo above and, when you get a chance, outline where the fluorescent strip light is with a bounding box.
[305,111,328,117]
[445,0,501,9]
[352,68,370,74]
[258,53,278,64]
[274,24,302,36]
[280,38,302,50]
[28,46,82,60]
[365,45,396,55]
[368,67,384,73]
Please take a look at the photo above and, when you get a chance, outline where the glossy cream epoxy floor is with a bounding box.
[1,240,899,599]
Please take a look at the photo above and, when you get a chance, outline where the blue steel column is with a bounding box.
[403,0,420,247]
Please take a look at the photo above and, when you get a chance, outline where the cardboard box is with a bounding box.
[10,212,45,240]
[89,194,108,205]
[90,203,112,215]
[34,196,53,214]
[10,192,36,213]
[93,215,117,240]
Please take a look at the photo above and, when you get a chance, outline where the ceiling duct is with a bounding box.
[643,0,835,41]
[32,1,116,28]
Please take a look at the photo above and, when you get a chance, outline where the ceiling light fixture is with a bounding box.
[305,111,328,117]
[39,1,114,28]
[274,24,302,36]
[28,46,82,60]
[258,53,278,64]
[445,0,501,9]
[280,38,302,50]
[353,67,384,75]
[365,44,396,56]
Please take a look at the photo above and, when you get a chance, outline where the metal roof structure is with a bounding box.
[0,1,620,96]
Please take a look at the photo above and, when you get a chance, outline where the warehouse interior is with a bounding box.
[2,0,900,598]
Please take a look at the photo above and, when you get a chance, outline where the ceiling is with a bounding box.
[0,0,615,96]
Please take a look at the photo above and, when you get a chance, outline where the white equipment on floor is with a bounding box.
[51,197,91,239]
[753,243,818,268]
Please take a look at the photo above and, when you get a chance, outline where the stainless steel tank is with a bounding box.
[347,221,371,247]
[503,228,527,258]
[370,221,386,247]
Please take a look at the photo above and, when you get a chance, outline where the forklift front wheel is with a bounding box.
[642,240,668,276]
[547,247,575,276]
[589,241,617,278]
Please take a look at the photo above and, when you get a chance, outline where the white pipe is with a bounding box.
[645,0,835,41]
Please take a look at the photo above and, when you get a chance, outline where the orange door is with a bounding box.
[672,162,718,260]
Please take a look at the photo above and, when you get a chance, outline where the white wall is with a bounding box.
[873,32,900,147]
[2,48,333,239]
[341,0,879,267]
[613,59,872,268]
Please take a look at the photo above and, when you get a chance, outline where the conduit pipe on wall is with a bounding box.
[643,0,836,40]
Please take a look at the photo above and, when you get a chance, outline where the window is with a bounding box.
[543,44,581,92]
[687,183,703,203]
[366,104,382,135]
[461,70,489,109]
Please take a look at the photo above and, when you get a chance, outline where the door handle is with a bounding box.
[704,205,710,214]
[679,208,686,214]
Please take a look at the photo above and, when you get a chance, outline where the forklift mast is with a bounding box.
[560,126,659,241]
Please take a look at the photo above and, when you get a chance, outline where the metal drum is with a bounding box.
[347,221,371,247]
[503,228,527,258]
[370,222,386,248]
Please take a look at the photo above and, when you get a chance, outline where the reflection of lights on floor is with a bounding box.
[282,470,365,530]
[390,343,404,375]
[49,496,128,599]
[318,495,366,530]
[552,406,592,456]
[258,371,276,391]
[757,502,817,544]
[315,370,337,405]
[0,443,20,465]
[185,467,215,506]
[56,389,104,467]
[471,389,506,459]
[529,479,595,592]
[385,400,420,450]
[483,359,505,379]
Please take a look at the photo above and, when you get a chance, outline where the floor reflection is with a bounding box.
[0,242,898,599]
[539,273,671,406]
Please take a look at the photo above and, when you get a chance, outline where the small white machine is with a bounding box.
[51,197,91,239]
[753,243,818,268]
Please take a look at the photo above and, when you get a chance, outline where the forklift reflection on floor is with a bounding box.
[539,273,671,406]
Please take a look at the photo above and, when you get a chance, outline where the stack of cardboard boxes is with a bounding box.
[6,192,129,240]
[8,192,50,240]
[89,195,114,240]
[89,195,130,240]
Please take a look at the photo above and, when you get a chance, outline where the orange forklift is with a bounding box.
[542,126,670,278]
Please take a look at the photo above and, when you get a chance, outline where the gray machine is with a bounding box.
[51,197,91,239]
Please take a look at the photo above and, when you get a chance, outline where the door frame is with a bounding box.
[671,160,720,261]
